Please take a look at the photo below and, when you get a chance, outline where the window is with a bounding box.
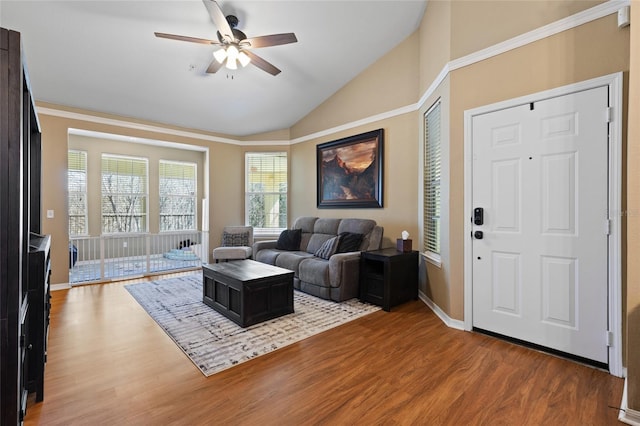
[68,150,88,236]
[424,101,441,256]
[245,152,287,233]
[101,154,148,233]
[159,160,197,232]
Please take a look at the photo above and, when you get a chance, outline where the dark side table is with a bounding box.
[360,248,419,311]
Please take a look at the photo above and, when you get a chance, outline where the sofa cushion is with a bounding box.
[336,232,364,253]
[337,219,376,238]
[292,216,318,233]
[314,235,341,260]
[274,251,314,274]
[276,229,302,251]
[254,248,281,265]
[298,257,331,287]
[213,246,252,260]
[313,218,341,235]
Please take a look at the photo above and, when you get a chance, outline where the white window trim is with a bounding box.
[423,99,442,261]
[422,251,442,268]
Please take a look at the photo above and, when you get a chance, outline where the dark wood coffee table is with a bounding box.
[202,260,294,327]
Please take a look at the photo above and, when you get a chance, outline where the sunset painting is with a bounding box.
[317,129,383,208]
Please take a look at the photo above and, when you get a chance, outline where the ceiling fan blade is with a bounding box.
[154,32,219,45]
[242,33,298,48]
[206,58,224,74]
[243,50,281,76]
[202,0,234,42]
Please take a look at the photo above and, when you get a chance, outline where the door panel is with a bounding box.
[472,86,609,364]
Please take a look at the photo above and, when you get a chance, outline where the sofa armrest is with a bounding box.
[252,240,277,259]
[328,251,362,300]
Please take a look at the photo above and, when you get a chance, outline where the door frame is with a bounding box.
[463,72,623,377]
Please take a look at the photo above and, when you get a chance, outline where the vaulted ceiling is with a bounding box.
[1,1,426,137]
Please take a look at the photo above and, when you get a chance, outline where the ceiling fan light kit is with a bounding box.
[214,44,251,70]
[155,0,297,76]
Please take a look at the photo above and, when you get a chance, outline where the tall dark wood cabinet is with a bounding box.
[0,28,46,425]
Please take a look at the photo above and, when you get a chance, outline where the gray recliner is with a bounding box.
[253,217,384,302]
[212,226,253,262]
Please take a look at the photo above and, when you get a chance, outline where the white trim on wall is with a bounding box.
[448,0,629,74]
[418,291,465,331]
[36,0,627,147]
[462,72,624,378]
[620,379,640,425]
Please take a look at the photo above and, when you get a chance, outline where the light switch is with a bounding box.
[46,210,54,219]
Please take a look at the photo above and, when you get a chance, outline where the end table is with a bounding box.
[359,248,419,311]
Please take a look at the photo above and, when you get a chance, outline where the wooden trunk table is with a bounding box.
[202,259,294,327]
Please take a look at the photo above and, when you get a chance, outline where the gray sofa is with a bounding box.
[253,216,384,302]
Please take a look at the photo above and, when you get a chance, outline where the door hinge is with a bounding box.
[606,107,613,123]
[605,219,611,235]
[606,331,614,347]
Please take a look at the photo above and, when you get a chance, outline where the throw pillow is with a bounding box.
[275,228,302,251]
[222,231,250,247]
[314,236,341,260]
[336,232,364,253]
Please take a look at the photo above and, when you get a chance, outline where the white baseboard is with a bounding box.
[418,291,465,330]
[620,378,640,425]
[619,378,640,425]
[50,283,71,291]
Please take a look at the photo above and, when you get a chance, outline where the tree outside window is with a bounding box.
[245,152,287,232]
[159,160,197,231]
[101,155,148,233]
[68,150,88,236]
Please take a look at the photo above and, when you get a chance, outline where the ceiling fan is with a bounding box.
[155,0,297,76]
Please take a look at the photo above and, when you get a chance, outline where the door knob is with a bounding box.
[474,231,484,239]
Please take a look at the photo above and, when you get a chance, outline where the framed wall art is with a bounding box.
[316,129,383,208]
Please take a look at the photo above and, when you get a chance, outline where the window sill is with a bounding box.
[421,251,442,268]
[254,229,284,240]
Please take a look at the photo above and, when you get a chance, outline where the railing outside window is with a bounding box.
[69,231,207,284]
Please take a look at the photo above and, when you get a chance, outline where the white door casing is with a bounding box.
[463,73,623,376]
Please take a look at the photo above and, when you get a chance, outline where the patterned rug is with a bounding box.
[125,273,381,376]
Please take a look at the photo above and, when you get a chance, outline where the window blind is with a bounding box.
[424,101,441,254]
[245,152,288,231]
[159,160,197,231]
[68,150,88,236]
[101,154,148,234]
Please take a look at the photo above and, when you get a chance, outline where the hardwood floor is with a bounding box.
[26,272,623,425]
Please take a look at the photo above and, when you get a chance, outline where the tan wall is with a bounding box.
[625,0,640,412]
[38,109,245,284]
[450,0,604,59]
[290,113,419,247]
[291,31,419,139]
[444,13,629,320]
[418,0,451,95]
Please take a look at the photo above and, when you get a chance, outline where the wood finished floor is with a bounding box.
[25,272,624,425]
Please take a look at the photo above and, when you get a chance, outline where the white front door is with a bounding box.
[471,86,609,364]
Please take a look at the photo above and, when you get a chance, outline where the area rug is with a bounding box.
[125,273,380,376]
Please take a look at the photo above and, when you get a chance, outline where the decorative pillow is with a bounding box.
[275,228,302,251]
[336,232,364,253]
[222,231,250,247]
[314,236,341,260]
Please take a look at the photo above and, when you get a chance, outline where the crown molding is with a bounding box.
[448,0,630,74]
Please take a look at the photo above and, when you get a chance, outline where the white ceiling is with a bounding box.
[1,1,426,137]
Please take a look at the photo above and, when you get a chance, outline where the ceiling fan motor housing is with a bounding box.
[216,15,247,43]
